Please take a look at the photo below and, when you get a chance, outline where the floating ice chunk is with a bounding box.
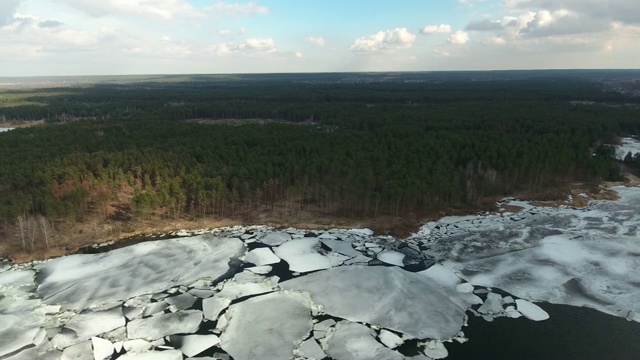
[127,310,202,340]
[379,329,404,349]
[313,319,336,339]
[376,250,405,267]
[245,265,272,275]
[0,270,44,358]
[343,254,372,265]
[505,306,522,318]
[124,307,144,321]
[275,238,341,273]
[323,322,404,360]
[244,248,281,266]
[422,340,448,359]
[217,272,279,300]
[296,338,325,360]
[0,314,44,356]
[477,293,504,315]
[347,228,374,237]
[219,292,312,360]
[143,301,168,317]
[188,289,216,299]
[44,305,62,314]
[319,239,362,257]
[456,283,475,293]
[61,340,92,360]
[170,335,220,357]
[515,299,549,321]
[202,297,231,321]
[165,293,197,310]
[118,350,183,360]
[281,266,477,340]
[317,233,337,240]
[123,339,153,352]
[91,337,114,360]
[260,232,291,246]
[420,264,461,287]
[125,295,152,308]
[63,307,125,345]
[35,236,245,310]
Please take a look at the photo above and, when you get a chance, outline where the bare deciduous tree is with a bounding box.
[16,215,27,251]
[27,217,37,252]
[39,216,54,249]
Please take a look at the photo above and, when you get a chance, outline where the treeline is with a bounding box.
[0,77,638,237]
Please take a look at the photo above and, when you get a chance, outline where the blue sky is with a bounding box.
[1,0,639,76]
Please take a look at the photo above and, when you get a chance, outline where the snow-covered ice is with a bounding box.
[127,310,202,340]
[35,235,245,310]
[170,334,220,357]
[244,248,280,266]
[281,266,478,340]
[91,337,114,360]
[219,292,313,360]
[377,250,405,267]
[615,137,640,160]
[323,322,404,360]
[515,299,550,321]
[274,238,348,273]
[379,329,404,349]
[118,350,183,360]
[296,338,325,359]
[202,296,231,321]
[259,232,291,246]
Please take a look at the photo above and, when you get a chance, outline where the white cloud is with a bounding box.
[421,24,452,35]
[305,36,325,46]
[219,27,247,36]
[507,0,640,25]
[466,19,504,31]
[485,36,506,45]
[215,38,278,56]
[0,0,21,26]
[295,51,303,58]
[350,28,416,52]
[50,0,268,20]
[434,48,451,57]
[448,30,470,44]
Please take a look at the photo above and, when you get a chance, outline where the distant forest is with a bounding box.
[1,73,639,244]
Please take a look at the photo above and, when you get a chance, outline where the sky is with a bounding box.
[1,0,639,76]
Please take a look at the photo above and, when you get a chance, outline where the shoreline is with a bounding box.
[1,180,637,266]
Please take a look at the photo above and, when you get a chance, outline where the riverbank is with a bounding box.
[1,177,636,265]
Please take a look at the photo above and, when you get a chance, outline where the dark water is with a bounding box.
[447,303,640,360]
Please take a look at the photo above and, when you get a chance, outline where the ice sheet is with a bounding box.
[219,292,313,360]
[35,235,245,310]
[244,248,281,266]
[323,322,404,360]
[281,266,477,340]
[127,310,203,340]
[274,238,348,273]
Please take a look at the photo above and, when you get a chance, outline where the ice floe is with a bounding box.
[170,334,220,357]
[322,322,405,360]
[219,292,313,360]
[126,310,202,340]
[274,238,348,272]
[281,266,478,340]
[515,299,550,321]
[35,235,245,310]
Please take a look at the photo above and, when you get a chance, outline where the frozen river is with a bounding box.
[1,186,639,359]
